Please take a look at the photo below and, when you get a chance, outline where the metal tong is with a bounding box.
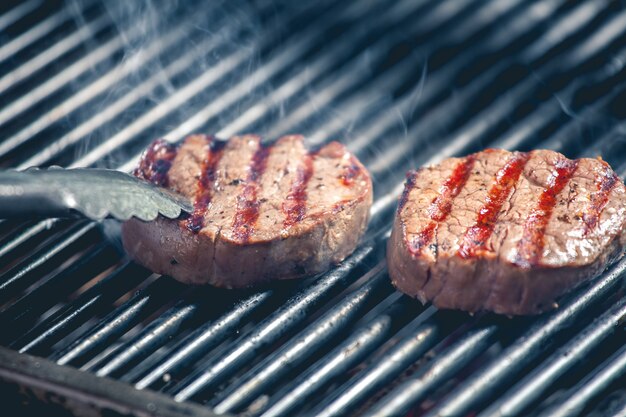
[0,167,193,221]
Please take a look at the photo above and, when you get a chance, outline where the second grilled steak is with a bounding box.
[122,134,373,288]
[387,149,626,315]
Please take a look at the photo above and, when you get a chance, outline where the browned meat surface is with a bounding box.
[387,149,626,315]
[122,134,373,288]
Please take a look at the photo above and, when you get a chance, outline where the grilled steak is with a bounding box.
[122,134,373,288]
[387,149,626,315]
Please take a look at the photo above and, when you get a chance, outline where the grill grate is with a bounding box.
[1,0,626,416]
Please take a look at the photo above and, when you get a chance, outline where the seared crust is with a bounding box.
[122,135,372,288]
[387,149,626,315]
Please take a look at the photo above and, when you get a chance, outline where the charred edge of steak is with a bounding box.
[134,139,180,186]
[398,170,419,214]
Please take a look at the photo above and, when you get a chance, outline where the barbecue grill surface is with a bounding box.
[1,0,626,416]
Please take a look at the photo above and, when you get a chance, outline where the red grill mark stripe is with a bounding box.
[232,141,272,242]
[582,161,618,236]
[134,139,179,186]
[409,155,477,255]
[409,222,438,256]
[283,152,315,229]
[514,158,579,268]
[186,137,226,233]
[458,152,530,259]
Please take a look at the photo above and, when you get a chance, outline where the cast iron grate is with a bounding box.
[0,0,625,416]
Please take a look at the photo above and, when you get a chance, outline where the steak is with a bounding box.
[122,134,373,288]
[387,149,626,315]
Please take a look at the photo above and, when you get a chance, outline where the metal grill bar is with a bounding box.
[293,309,448,417]
[420,257,626,417]
[256,301,434,417]
[50,276,186,367]
[265,0,492,140]
[17,21,236,168]
[0,13,112,122]
[0,346,222,417]
[0,221,113,306]
[211,264,395,414]
[0,0,44,32]
[541,86,626,155]
[353,0,599,166]
[226,0,459,140]
[13,0,326,168]
[117,0,470,170]
[161,2,626,406]
[0,0,95,63]
[492,76,626,152]
[105,0,431,171]
[2,0,492,386]
[314,137,624,415]
[0,219,64,261]
[362,324,500,417]
[582,123,626,162]
[368,0,624,177]
[125,289,272,389]
[88,298,204,378]
[5,9,201,167]
[0,243,117,343]
[170,244,376,401]
[368,1,626,219]
[72,1,363,169]
[0,222,98,305]
[315,0,566,148]
[1,1,626,416]
[13,262,149,355]
[218,0,439,142]
[341,0,571,155]
[479,298,626,417]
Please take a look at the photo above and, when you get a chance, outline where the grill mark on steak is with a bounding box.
[513,157,579,268]
[458,151,530,259]
[583,160,619,236]
[186,137,227,233]
[398,170,419,214]
[231,139,272,242]
[408,155,476,256]
[340,154,362,186]
[283,151,315,229]
[134,139,179,186]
